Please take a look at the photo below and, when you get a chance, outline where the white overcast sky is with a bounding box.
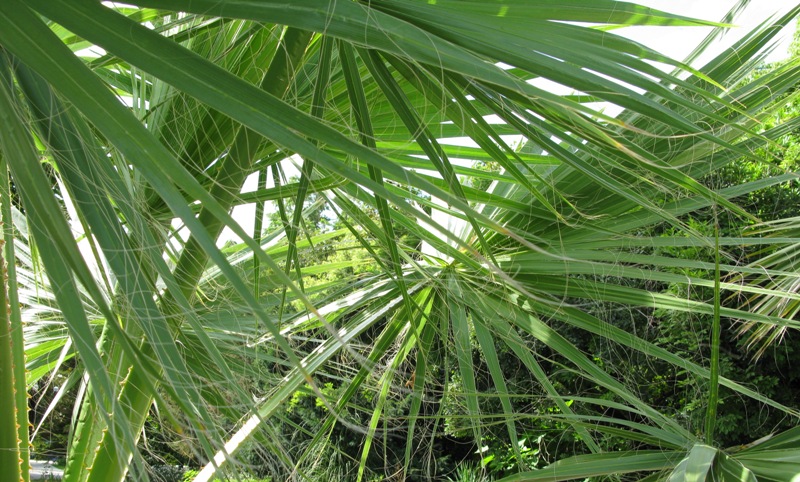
[218,1,798,245]
[626,0,796,65]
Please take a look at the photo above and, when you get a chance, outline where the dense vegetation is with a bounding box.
[2,1,800,481]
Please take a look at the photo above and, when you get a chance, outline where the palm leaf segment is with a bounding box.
[0,1,799,481]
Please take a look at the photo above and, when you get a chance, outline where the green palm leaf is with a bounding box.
[1,1,799,481]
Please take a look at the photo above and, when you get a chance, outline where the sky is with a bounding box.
[627,0,796,65]
[217,1,799,245]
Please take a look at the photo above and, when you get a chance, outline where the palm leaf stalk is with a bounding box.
[1,1,800,482]
[0,181,21,482]
[0,158,30,482]
[705,207,723,446]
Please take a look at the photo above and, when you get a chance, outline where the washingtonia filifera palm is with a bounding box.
[1,1,800,481]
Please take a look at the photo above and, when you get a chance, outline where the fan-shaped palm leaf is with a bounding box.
[1,1,799,482]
